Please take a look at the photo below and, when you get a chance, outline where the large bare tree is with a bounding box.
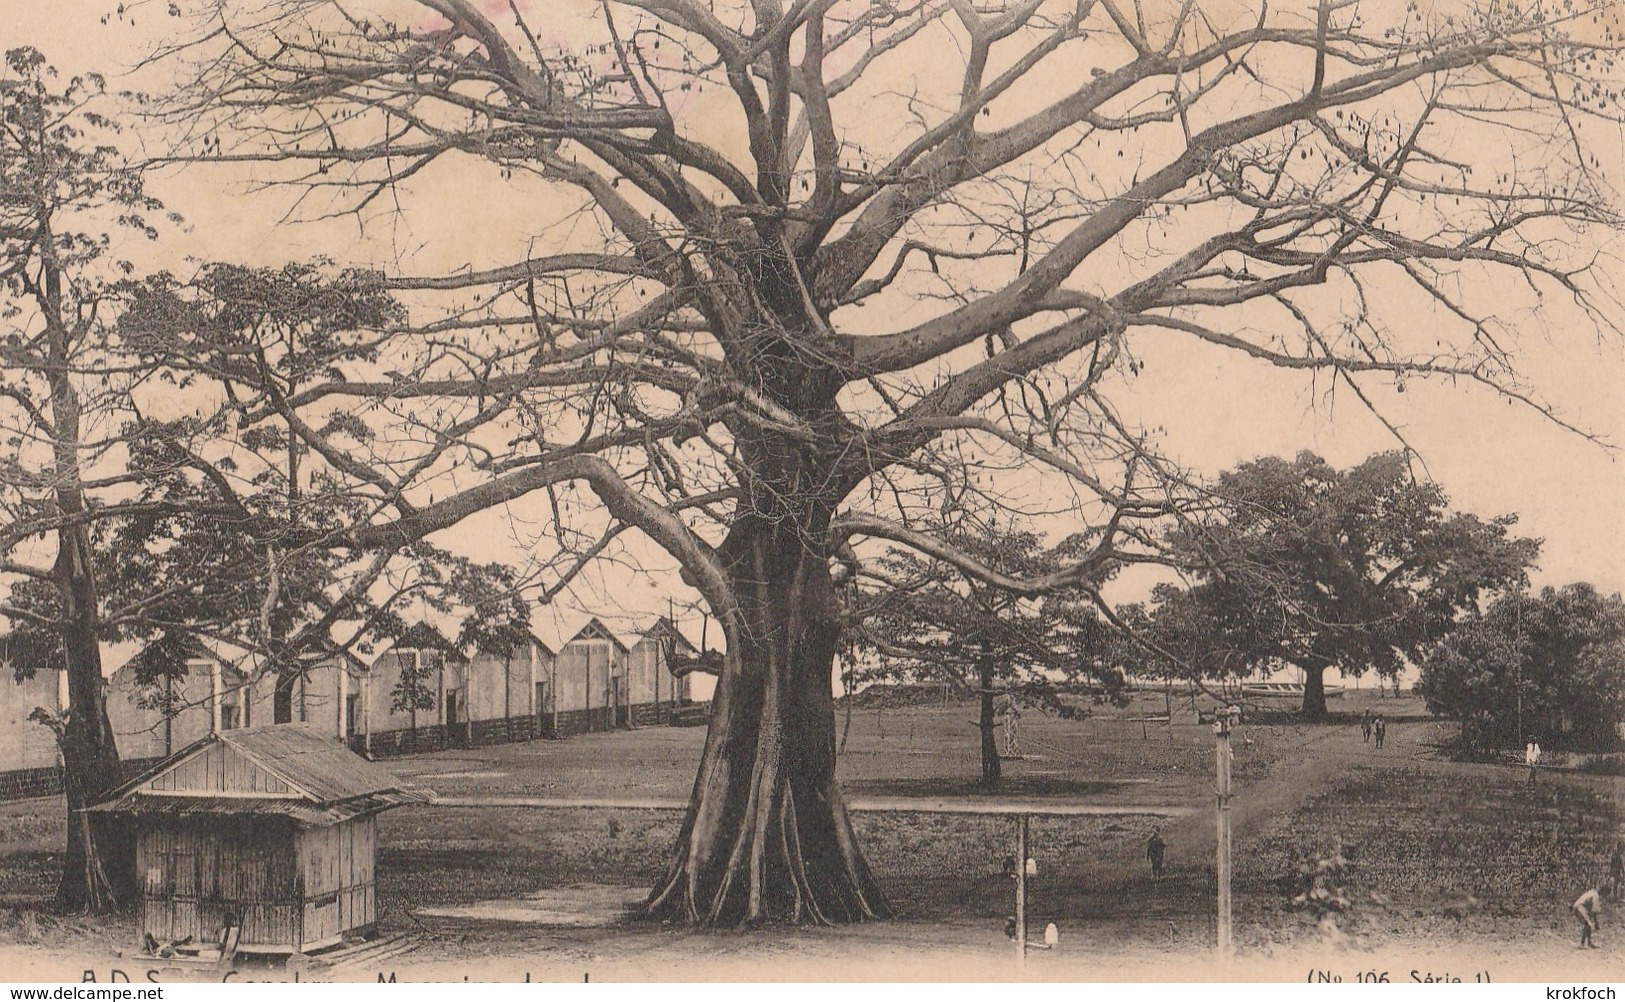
[155,0,1624,925]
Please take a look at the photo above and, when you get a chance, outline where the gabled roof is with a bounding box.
[527,631,557,658]
[221,726,413,802]
[111,637,251,687]
[109,636,362,684]
[561,617,630,652]
[633,616,699,654]
[379,621,469,663]
[87,725,429,822]
[464,629,555,660]
[461,620,555,659]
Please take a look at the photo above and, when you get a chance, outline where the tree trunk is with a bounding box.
[42,245,131,912]
[53,522,132,912]
[977,654,1000,790]
[1299,663,1330,721]
[643,517,890,926]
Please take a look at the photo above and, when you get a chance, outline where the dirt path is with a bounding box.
[1093,716,1428,880]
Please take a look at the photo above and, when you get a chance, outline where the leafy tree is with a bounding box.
[454,561,539,724]
[105,263,532,715]
[1417,584,1625,754]
[453,562,537,661]
[853,524,1124,788]
[1138,452,1537,718]
[388,624,452,721]
[2,235,536,908]
[155,0,1625,924]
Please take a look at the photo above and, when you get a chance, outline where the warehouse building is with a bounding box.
[0,616,712,800]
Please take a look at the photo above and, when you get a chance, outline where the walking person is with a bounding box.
[1373,715,1386,749]
[1572,885,1605,949]
[1361,709,1373,744]
[1147,828,1166,880]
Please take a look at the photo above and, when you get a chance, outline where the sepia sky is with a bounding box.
[5,0,1624,658]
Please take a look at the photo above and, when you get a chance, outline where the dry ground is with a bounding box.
[0,690,1620,981]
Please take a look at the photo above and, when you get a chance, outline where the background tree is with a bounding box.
[853,523,1125,788]
[0,48,177,909]
[1140,452,1537,718]
[387,622,455,734]
[112,262,412,722]
[155,0,1625,925]
[1417,583,1625,754]
[102,263,534,722]
[1,233,538,909]
[1112,583,1259,690]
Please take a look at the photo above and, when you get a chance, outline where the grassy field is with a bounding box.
[0,689,1620,980]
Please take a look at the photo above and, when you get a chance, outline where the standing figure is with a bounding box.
[1526,740,1542,786]
[1609,842,1623,896]
[1147,828,1167,879]
[1004,696,1022,758]
[1373,715,1387,749]
[1361,709,1373,744]
[1572,885,1604,949]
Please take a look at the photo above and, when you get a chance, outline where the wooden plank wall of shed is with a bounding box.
[145,744,294,796]
[137,818,303,950]
[297,815,377,947]
[346,815,378,932]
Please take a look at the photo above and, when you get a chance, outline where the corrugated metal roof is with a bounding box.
[86,790,425,826]
[219,726,412,803]
[93,725,430,818]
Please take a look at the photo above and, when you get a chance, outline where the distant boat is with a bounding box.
[1240,681,1345,700]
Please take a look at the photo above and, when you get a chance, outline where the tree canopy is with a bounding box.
[1122,451,1538,717]
[852,522,1125,786]
[1417,583,1625,754]
[0,64,535,906]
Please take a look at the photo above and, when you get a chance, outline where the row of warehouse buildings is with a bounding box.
[0,616,711,800]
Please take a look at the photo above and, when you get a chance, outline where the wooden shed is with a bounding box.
[87,725,427,955]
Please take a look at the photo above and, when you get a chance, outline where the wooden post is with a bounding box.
[527,643,537,738]
[210,660,222,734]
[1215,706,1236,957]
[336,660,348,740]
[437,656,447,727]
[1015,813,1029,967]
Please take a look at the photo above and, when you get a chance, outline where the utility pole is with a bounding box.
[1015,813,1029,967]
[1214,704,1240,957]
